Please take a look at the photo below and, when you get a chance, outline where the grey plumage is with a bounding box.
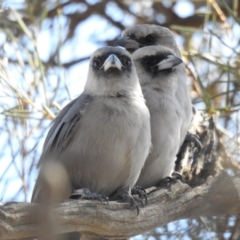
[132,45,184,188]
[31,46,151,204]
[115,24,192,148]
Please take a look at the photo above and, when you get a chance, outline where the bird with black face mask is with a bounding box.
[115,24,192,153]
[31,46,151,213]
[132,45,183,189]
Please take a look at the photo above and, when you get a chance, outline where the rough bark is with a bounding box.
[1,171,240,240]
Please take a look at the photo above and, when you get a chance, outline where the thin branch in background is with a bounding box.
[208,0,230,29]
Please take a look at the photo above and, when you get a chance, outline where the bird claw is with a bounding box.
[128,195,140,215]
[185,132,202,155]
[115,188,140,215]
[171,171,185,182]
[157,172,185,188]
[70,188,108,203]
[132,186,148,205]
[157,176,173,187]
[133,195,144,208]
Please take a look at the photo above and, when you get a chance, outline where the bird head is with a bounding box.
[115,24,181,57]
[84,46,141,97]
[132,45,183,91]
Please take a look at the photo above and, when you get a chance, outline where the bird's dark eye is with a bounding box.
[93,58,102,69]
[145,35,154,44]
[120,56,131,67]
[142,56,155,66]
[128,34,135,40]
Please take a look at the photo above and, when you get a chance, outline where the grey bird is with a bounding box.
[115,24,192,150]
[132,45,184,188]
[31,46,151,209]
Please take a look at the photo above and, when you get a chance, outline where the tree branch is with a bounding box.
[1,171,240,239]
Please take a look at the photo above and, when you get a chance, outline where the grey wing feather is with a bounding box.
[38,94,92,167]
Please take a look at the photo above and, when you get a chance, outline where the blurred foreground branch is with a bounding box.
[1,171,240,239]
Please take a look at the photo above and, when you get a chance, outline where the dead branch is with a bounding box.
[1,171,240,239]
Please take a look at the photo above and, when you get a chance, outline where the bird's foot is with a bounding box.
[157,172,185,188]
[114,187,141,215]
[185,132,202,155]
[171,171,185,182]
[70,188,108,203]
[132,185,148,205]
